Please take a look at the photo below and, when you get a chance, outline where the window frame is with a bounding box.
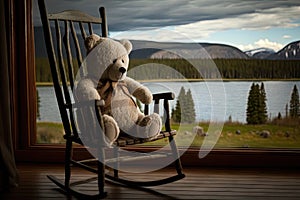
[9,0,78,162]
[9,0,36,150]
[10,0,300,167]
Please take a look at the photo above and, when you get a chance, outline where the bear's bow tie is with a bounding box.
[97,81,118,99]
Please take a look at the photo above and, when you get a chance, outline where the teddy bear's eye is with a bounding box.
[113,59,117,64]
[122,59,125,63]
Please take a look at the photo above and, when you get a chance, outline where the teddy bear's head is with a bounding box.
[84,34,132,82]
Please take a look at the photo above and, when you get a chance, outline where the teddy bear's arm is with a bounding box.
[124,77,153,105]
[75,78,101,101]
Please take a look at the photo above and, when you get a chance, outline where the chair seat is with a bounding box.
[115,130,177,147]
[66,130,177,147]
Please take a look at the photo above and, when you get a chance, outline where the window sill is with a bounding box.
[15,145,300,168]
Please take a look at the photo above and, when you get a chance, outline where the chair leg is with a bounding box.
[65,139,73,187]
[98,161,105,195]
[113,146,119,178]
[97,147,107,196]
[168,135,184,175]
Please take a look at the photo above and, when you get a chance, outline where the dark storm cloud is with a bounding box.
[33,0,300,31]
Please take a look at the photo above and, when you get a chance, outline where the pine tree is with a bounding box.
[247,83,257,124]
[171,87,185,123]
[289,85,300,118]
[277,112,282,120]
[171,87,196,123]
[180,88,189,123]
[185,89,196,123]
[258,82,268,123]
[171,103,181,123]
[246,83,268,124]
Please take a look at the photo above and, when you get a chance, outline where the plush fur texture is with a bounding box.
[75,35,162,145]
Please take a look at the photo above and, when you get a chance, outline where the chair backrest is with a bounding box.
[38,0,108,139]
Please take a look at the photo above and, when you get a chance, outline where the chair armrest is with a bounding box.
[152,92,175,101]
[146,92,175,132]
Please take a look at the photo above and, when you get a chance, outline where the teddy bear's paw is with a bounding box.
[139,116,151,126]
[137,113,162,139]
[103,114,120,146]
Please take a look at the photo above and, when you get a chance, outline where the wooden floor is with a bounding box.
[1,163,300,200]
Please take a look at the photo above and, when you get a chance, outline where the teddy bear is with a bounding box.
[75,34,162,146]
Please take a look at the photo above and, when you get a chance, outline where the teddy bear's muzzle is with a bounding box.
[119,67,126,74]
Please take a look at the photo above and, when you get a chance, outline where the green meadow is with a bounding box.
[37,119,300,148]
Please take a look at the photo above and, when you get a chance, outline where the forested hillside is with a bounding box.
[128,58,300,80]
[36,58,300,82]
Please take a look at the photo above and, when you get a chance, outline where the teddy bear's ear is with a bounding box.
[119,39,132,54]
[85,34,102,53]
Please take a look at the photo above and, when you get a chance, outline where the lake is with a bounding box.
[37,81,300,123]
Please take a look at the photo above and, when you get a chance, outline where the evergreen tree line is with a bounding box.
[128,58,300,80]
[35,57,79,82]
[36,57,300,82]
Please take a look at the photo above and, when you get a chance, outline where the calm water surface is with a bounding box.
[37,81,300,123]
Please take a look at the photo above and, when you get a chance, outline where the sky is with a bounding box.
[33,0,300,52]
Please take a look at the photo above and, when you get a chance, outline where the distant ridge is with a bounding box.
[267,40,300,60]
[130,40,249,59]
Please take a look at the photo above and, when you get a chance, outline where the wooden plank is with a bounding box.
[1,163,300,200]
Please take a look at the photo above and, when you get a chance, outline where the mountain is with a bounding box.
[130,40,249,59]
[267,40,300,60]
[201,44,249,59]
[244,48,275,59]
[245,41,300,60]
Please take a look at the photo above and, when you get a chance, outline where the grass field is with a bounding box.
[36,122,65,144]
[36,120,300,148]
[172,122,300,148]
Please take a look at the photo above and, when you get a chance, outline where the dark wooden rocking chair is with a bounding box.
[38,0,185,198]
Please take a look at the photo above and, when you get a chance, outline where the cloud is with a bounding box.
[34,0,300,31]
[112,5,300,44]
[104,0,300,31]
[33,0,300,48]
[173,6,300,39]
[237,39,284,51]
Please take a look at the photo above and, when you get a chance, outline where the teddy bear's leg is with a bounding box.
[102,114,120,145]
[137,113,162,138]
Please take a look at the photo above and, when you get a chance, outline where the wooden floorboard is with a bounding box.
[1,163,300,199]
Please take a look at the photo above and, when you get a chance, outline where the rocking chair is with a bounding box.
[38,0,185,198]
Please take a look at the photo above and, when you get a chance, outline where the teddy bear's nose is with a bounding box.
[119,67,126,74]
